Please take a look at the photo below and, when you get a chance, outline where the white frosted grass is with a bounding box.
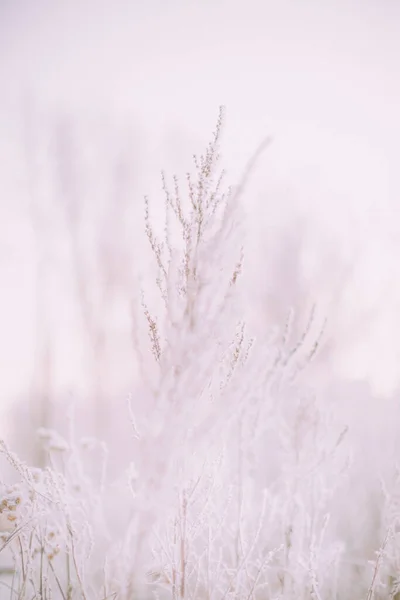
[0,109,399,599]
[1,1,400,597]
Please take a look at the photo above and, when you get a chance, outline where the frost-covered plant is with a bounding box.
[0,409,111,600]
[108,107,350,599]
[0,107,386,600]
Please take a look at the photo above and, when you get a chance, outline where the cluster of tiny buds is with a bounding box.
[0,485,23,528]
[30,468,43,484]
[45,525,63,561]
[0,531,10,544]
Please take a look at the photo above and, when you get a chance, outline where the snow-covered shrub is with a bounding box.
[0,425,110,600]
[1,107,397,600]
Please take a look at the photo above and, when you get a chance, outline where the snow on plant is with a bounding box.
[112,106,351,598]
[0,409,111,600]
[0,106,390,599]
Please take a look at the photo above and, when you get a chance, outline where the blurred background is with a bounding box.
[1,0,400,465]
